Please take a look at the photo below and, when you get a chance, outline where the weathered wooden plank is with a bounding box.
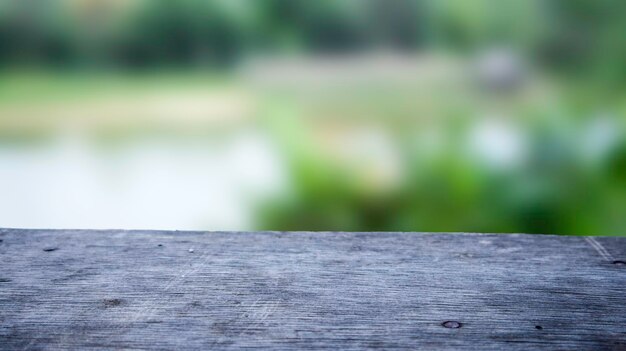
[1,229,625,350]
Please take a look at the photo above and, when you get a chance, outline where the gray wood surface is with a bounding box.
[1,229,625,350]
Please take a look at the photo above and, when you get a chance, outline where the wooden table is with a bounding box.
[1,229,625,350]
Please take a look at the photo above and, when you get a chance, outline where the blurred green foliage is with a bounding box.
[1,0,626,235]
[0,1,623,81]
[257,91,626,235]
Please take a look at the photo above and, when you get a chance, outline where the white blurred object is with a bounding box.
[468,117,527,169]
[580,116,620,165]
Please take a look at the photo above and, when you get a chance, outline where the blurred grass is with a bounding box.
[0,70,230,104]
[0,71,246,141]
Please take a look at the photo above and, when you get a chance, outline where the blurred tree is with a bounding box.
[0,0,76,67]
[112,0,244,68]
[541,0,626,92]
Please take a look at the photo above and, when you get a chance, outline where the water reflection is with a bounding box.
[0,133,286,230]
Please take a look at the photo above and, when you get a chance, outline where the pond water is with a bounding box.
[0,133,286,230]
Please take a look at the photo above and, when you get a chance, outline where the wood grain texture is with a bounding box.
[1,229,625,350]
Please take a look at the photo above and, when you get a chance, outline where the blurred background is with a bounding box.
[1,0,625,235]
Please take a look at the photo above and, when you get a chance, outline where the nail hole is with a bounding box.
[158,244,163,247]
[442,321,462,329]
[535,325,543,330]
[43,247,58,252]
[612,260,625,266]
[102,298,123,308]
